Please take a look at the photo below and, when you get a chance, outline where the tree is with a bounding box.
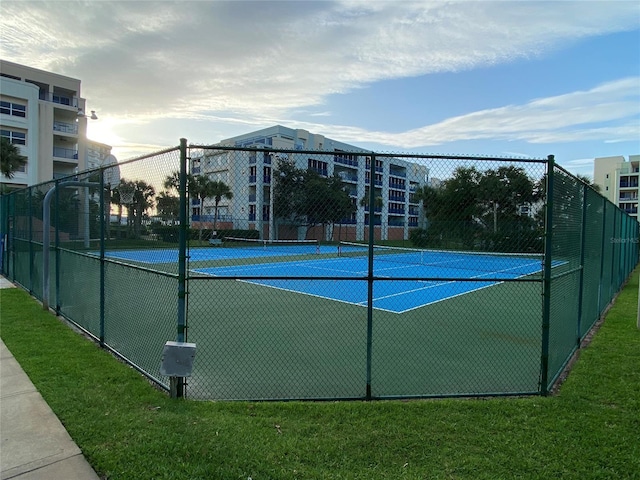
[114,179,154,238]
[131,180,155,237]
[576,174,602,193]
[273,163,353,239]
[156,191,180,224]
[477,166,538,251]
[0,137,27,179]
[209,181,233,232]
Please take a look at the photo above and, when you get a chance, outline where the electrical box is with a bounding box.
[160,341,196,377]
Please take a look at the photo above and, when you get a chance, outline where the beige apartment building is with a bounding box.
[0,59,111,189]
[593,155,640,218]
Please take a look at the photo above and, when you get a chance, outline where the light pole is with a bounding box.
[77,108,99,248]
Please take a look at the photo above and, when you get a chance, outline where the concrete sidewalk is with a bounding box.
[1,277,100,480]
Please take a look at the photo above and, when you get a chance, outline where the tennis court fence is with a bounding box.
[1,141,637,400]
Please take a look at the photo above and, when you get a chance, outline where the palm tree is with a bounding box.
[132,180,155,237]
[0,137,27,179]
[209,181,233,231]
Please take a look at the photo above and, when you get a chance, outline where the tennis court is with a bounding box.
[102,240,546,314]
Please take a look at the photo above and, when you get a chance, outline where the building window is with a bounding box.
[0,129,26,145]
[0,101,26,117]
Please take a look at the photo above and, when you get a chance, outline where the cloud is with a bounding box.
[283,77,640,148]
[2,0,638,120]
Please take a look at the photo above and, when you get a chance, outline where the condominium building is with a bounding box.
[594,155,640,218]
[0,59,106,189]
[191,125,428,241]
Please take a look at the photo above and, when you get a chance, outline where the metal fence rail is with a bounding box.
[1,142,637,400]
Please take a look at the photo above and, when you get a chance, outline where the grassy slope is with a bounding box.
[0,270,638,480]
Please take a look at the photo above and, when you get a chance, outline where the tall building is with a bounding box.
[0,59,107,189]
[191,125,428,241]
[593,155,640,218]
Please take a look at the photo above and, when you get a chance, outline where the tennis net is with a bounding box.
[338,241,544,275]
[223,237,320,254]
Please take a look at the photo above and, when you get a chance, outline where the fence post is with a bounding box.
[54,181,61,314]
[576,184,588,345]
[28,187,33,294]
[597,202,608,316]
[540,154,555,395]
[365,153,375,400]
[174,138,188,398]
[99,169,106,346]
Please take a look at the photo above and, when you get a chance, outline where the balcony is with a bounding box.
[249,175,257,183]
[337,171,358,182]
[53,121,78,135]
[388,208,405,215]
[53,146,78,160]
[40,92,78,108]
[389,194,405,202]
[191,166,201,174]
[334,156,358,167]
[248,194,257,202]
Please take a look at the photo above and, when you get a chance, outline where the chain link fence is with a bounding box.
[1,142,637,400]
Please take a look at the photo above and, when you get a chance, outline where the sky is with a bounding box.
[1,0,639,180]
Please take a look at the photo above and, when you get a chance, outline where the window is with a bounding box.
[0,129,26,145]
[0,101,26,117]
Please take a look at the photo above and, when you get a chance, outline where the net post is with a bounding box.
[540,154,554,395]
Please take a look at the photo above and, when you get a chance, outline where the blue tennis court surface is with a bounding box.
[193,254,550,314]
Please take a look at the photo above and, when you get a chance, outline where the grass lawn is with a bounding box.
[1,270,639,479]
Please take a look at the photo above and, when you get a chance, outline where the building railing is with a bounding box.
[192,214,233,222]
[53,147,78,160]
[334,156,359,167]
[53,121,78,135]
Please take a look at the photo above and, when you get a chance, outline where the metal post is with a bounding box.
[99,170,105,346]
[175,138,188,398]
[597,200,607,316]
[576,184,588,345]
[366,154,375,400]
[609,209,617,300]
[540,155,555,395]
[83,186,90,248]
[55,182,61,314]
[28,187,33,294]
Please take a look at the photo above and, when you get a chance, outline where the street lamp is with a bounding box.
[77,109,98,120]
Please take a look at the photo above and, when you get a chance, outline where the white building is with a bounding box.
[191,125,429,242]
[0,60,111,189]
[594,155,640,218]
